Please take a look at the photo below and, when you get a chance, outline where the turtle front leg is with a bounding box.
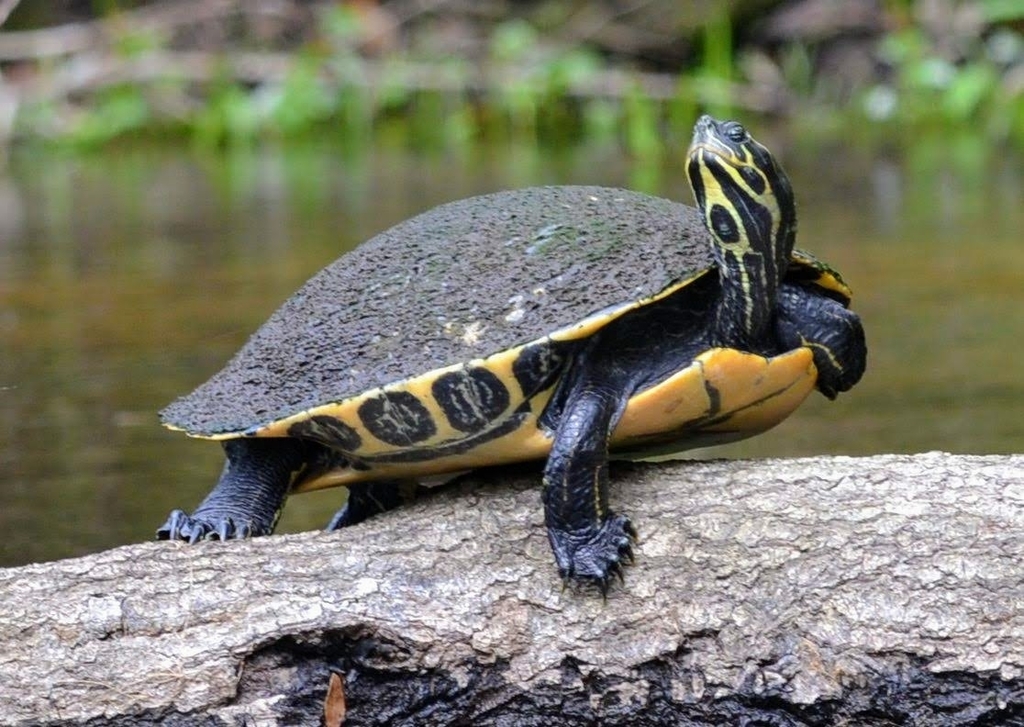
[775,281,867,399]
[543,387,636,592]
[158,437,311,542]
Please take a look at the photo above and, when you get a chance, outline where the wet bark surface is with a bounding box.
[2,453,1022,726]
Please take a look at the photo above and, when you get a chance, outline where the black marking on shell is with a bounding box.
[364,402,535,463]
[359,391,437,446]
[703,376,722,419]
[512,342,569,398]
[287,415,362,451]
[432,367,511,433]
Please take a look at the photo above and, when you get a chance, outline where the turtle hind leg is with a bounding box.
[775,282,867,399]
[158,437,312,543]
[325,481,421,530]
[543,388,637,593]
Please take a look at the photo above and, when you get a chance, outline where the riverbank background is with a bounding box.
[0,0,1021,150]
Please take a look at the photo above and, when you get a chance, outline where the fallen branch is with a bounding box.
[1,453,1021,725]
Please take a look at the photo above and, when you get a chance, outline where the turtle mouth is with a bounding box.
[688,115,747,169]
[687,142,751,189]
[688,141,735,167]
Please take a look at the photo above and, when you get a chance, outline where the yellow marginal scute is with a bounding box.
[612,347,817,447]
[250,348,530,450]
[790,249,853,300]
[613,363,712,442]
[255,347,818,494]
[699,347,816,433]
[291,391,557,493]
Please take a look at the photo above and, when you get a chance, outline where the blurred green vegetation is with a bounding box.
[861,0,1024,145]
[2,1,1024,151]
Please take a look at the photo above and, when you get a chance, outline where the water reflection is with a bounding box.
[1,138,1022,567]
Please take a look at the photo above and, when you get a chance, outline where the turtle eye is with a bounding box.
[723,122,747,143]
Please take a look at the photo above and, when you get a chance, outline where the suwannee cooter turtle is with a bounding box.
[159,115,866,591]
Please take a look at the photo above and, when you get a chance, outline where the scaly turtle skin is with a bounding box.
[158,115,866,592]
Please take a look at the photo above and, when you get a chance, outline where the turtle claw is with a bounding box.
[549,514,638,593]
[156,510,257,542]
[325,505,354,531]
[156,509,192,541]
[214,518,232,541]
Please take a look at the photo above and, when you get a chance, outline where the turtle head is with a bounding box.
[686,115,797,345]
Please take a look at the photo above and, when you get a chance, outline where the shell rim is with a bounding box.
[165,251,851,440]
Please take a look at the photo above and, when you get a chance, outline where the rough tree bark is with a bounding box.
[1,453,1022,726]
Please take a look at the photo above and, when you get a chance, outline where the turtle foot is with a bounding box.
[325,481,410,531]
[547,515,637,594]
[325,505,356,530]
[157,509,262,543]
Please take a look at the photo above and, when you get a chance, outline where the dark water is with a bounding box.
[2,136,1022,567]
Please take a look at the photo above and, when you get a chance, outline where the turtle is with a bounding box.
[158,115,866,591]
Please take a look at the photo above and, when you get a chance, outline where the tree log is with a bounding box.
[1,453,1022,726]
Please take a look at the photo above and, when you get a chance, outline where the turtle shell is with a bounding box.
[162,186,718,438]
